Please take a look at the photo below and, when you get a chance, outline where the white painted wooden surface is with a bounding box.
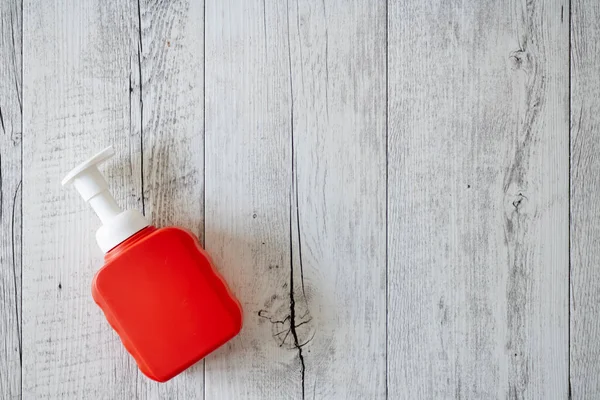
[205,1,385,398]
[22,1,143,398]
[0,0,592,398]
[0,1,21,399]
[21,0,205,398]
[571,0,600,397]
[388,0,569,398]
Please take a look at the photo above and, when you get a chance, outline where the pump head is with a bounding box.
[62,146,149,253]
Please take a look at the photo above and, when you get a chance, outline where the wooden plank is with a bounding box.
[204,1,296,397]
[0,0,22,398]
[387,0,569,398]
[205,0,386,398]
[23,0,206,397]
[570,0,600,397]
[23,1,139,398]
[136,0,205,398]
[286,0,387,398]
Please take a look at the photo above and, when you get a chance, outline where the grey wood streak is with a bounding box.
[0,0,21,399]
[571,0,600,398]
[205,0,385,398]
[22,0,203,398]
[387,0,568,399]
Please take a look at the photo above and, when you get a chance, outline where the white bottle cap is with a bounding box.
[62,146,150,253]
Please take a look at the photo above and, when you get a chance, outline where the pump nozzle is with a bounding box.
[62,147,122,223]
[63,146,149,253]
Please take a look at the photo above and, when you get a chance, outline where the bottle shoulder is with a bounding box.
[98,226,206,276]
[154,226,200,240]
[104,226,201,260]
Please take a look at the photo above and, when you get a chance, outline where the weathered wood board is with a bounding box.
[570,0,600,397]
[205,0,386,398]
[387,0,569,398]
[21,0,204,398]
[0,0,22,399]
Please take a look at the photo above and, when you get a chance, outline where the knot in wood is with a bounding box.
[503,189,533,221]
[512,193,527,211]
[509,50,533,73]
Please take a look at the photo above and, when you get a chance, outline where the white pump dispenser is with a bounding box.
[62,146,149,253]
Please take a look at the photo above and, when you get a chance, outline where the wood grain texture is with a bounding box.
[8,0,585,397]
[137,0,205,398]
[387,0,569,398]
[0,0,22,398]
[23,1,138,398]
[287,0,387,398]
[22,0,206,398]
[205,1,385,398]
[204,1,296,398]
[570,0,600,397]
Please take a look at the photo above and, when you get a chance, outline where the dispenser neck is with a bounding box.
[62,146,150,253]
[88,191,122,224]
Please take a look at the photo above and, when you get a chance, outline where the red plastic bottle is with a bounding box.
[62,147,242,382]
